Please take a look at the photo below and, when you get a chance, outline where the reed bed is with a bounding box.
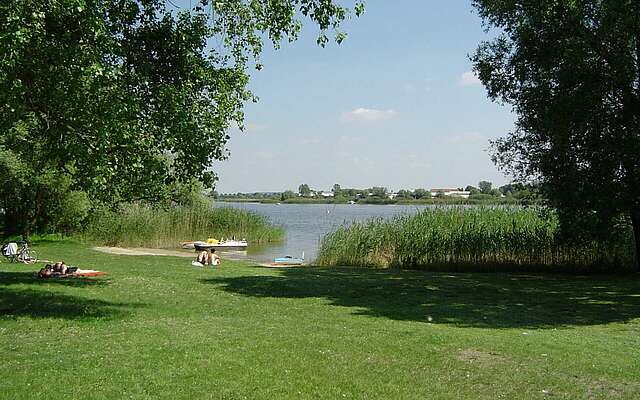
[316,208,635,272]
[83,203,284,248]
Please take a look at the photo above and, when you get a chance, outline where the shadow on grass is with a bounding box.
[0,272,141,321]
[0,271,110,287]
[203,267,640,328]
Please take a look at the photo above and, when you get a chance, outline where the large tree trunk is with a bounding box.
[632,27,640,273]
[633,35,639,272]
[632,210,640,273]
[21,228,30,243]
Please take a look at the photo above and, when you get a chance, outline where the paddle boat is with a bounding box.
[182,238,248,251]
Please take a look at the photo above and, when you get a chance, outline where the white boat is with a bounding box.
[182,239,248,251]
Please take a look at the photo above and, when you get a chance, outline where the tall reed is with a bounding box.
[316,207,635,272]
[83,203,284,248]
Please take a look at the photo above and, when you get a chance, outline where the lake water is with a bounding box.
[213,202,435,263]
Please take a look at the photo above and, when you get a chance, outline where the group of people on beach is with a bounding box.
[193,249,221,267]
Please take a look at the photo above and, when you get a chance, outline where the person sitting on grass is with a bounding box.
[197,250,210,266]
[210,249,221,266]
[193,249,221,267]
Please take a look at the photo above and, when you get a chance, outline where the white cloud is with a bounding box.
[342,107,397,122]
[459,70,481,87]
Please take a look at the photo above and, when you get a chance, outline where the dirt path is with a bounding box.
[91,246,304,267]
[92,247,194,257]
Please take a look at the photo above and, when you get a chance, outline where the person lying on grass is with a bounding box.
[36,262,106,278]
[37,261,76,278]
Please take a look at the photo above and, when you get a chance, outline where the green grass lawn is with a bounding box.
[1,241,639,399]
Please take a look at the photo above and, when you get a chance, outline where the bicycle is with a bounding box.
[2,241,37,264]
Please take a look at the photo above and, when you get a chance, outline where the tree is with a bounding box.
[280,190,296,201]
[499,183,521,196]
[370,187,388,198]
[298,184,311,197]
[471,0,640,270]
[465,185,480,195]
[0,148,90,237]
[332,183,342,196]
[504,183,543,206]
[0,0,363,236]
[341,188,359,199]
[478,181,493,195]
[413,188,429,199]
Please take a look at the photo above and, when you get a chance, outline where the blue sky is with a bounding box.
[211,1,515,193]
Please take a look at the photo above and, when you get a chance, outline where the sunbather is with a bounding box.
[37,261,77,278]
[37,261,104,278]
[197,250,210,265]
[38,262,67,278]
[52,261,68,274]
[38,264,54,278]
[193,249,221,267]
[211,250,221,266]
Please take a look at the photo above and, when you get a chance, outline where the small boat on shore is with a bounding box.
[273,252,304,266]
[181,239,248,251]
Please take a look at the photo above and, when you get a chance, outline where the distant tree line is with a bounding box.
[217,181,542,204]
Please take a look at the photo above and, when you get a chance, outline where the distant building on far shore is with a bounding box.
[430,188,471,198]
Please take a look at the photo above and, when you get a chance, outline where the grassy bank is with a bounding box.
[1,241,639,399]
[316,208,635,272]
[82,203,284,248]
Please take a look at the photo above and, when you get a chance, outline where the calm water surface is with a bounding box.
[213,202,435,263]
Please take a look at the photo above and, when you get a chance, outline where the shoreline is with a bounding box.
[92,246,304,268]
[215,199,525,206]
